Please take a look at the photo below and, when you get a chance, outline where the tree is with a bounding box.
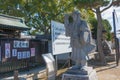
[0,0,74,35]
[112,0,120,6]
[27,0,74,35]
[0,0,96,35]
[0,0,114,64]
[73,0,114,64]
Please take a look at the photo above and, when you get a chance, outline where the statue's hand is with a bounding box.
[79,31,90,45]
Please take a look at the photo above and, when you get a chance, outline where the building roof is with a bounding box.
[0,14,30,30]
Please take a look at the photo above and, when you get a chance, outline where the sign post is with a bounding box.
[51,20,72,73]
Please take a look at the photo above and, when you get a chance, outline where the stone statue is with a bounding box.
[64,10,96,71]
[102,39,112,56]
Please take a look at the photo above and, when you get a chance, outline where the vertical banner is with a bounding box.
[5,43,11,58]
[31,48,35,57]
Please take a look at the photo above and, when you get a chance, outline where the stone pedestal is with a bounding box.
[62,67,98,80]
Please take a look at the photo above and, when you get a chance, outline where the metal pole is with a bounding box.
[113,10,119,66]
[113,10,116,37]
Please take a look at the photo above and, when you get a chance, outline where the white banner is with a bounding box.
[51,20,71,55]
[31,48,35,57]
[5,43,11,58]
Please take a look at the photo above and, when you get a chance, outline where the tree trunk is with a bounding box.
[96,7,106,65]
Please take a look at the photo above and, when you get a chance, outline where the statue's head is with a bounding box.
[65,10,81,24]
[73,10,81,15]
[72,10,81,21]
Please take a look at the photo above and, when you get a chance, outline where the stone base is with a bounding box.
[62,68,98,80]
[66,67,93,75]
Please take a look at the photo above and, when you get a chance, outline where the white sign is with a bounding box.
[5,43,11,58]
[12,49,17,57]
[22,51,26,59]
[26,51,30,58]
[51,20,71,55]
[17,51,30,59]
[14,40,29,48]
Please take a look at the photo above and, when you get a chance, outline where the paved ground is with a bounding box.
[1,61,120,80]
[57,61,120,80]
[96,62,120,80]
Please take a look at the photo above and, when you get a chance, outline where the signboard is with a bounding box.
[13,40,33,60]
[14,40,29,48]
[51,20,71,55]
[5,43,11,58]
[17,51,30,59]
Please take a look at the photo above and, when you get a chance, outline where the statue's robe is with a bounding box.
[64,14,95,62]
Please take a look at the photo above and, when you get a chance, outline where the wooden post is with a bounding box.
[14,70,19,80]
[68,52,72,67]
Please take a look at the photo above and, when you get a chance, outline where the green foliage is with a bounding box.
[89,17,112,41]
[0,0,74,35]
[0,0,112,38]
[102,19,112,41]
[88,17,97,39]
[73,0,110,8]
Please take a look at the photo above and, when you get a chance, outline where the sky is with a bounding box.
[102,6,120,32]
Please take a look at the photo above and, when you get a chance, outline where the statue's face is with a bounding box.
[68,16,73,23]
[72,10,81,22]
[72,13,78,21]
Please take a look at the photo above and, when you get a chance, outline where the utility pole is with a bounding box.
[113,9,119,66]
